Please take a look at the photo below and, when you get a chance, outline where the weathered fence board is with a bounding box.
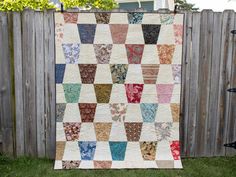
[0,12,14,155]
[13,12,24,156]
[44,10,56,159]
[0,10,236,158]
[186,12,201,157]
[22,10,37,156]
[35,11,46,158]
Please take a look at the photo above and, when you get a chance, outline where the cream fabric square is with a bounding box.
[63,142,81,160]
[63,103,81,122]
[79,84,97,103]
[56,122,66,141]
[155,104,173,122]
[142,13,161,24]
[109,13,128,24]
[125,64,144,84]
[78,44,97,64]
[125,104,142,122]
[110,44,128,64]
[157,25,175,44]
[63,24,80,43]
[139,123,157,141]
[141,45,159,64]
[109,84,127,103]
[78,13,97,24]
[141,84,158,103]
[94,142,112,161]
[63,64,81,83]
[109,123,127,141]
[126,24,144,44]
[94,104,112,122]
[79,123,96,141]
[94,24,113,44]
[94,64,113,84]
[56,84,66,103]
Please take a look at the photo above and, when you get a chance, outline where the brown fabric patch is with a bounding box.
[157,45,175,64]
[78,64,97,84]
[156,160,174,168]
[110,24,129,44]
[124,123,142,141]
[55,141,66,160]
[141,64,160,84]
[63,123,81,141]
[94,84,112,103]
[94,123,112,141]
[63,13,78,23]
[94,44,113,64]
[94,161,112,169]
[79,103,97,122]
[62,161,80,169]
[95,13,111,24]
[170,103,180,122]
[140,141,157,160]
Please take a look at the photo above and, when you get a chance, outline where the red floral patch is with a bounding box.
[170,141,180,160]
[125,84,144,103]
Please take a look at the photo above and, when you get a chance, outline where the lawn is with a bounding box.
[0,155,236,177]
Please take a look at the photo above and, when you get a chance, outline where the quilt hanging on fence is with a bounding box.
[54,12,183,169]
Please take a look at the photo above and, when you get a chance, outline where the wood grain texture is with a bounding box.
[44,10,56,159]
[35,12,45,157]
[0,12,14,155]
[22,10,37,156]
[13,12,24,156]
[215,11,235,156]
[180,11,187,157]
[187,12,200,157]
[208,12,223,156]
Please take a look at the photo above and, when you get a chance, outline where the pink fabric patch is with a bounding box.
[156,84,174,103]
[174,24,183,45]
[170,141,180,160]
[125,84,144,103]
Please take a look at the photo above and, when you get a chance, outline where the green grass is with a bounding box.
[0,155,236,177]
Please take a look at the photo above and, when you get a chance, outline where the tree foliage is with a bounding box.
[0,0,117,11]
[175,0,199,11]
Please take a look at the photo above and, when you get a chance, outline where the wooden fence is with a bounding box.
[0,10,235,159]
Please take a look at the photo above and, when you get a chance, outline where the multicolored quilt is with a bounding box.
[54,12,183,169]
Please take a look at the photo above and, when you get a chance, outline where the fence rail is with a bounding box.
[0,10,235,158]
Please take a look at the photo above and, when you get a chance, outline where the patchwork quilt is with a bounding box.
[54,12,183,169]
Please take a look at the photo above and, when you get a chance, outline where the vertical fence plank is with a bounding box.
[187,12,201,157]
[13,12,25,156]
[22,10,37,156]
[196,10,214,157]
[225,12,236,156]
[179,11,187,157]
[44,10,56,159]
[0,12,14,155]
[207,12,223,156]
[183,12,192,157]
[35,11,46,157]
[215,10,235,156]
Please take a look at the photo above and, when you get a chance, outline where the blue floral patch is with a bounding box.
[78,24,97,44]
[62,43,80,64]
[109,141,127,161]
[78,141,96,160]
[128,12,144,24]
[56,64,66,83]
[140,103,158,122]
